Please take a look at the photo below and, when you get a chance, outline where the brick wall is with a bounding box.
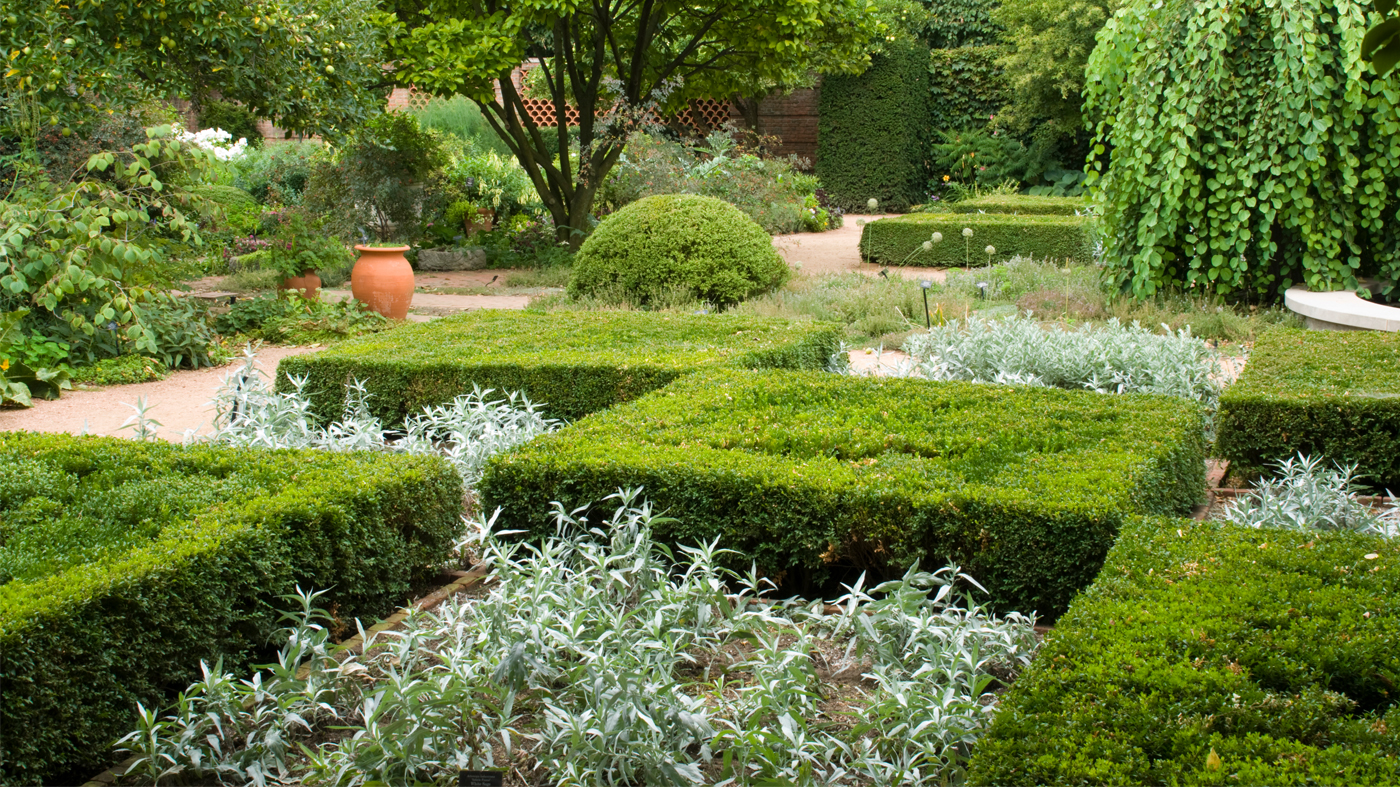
[729,85,821,165]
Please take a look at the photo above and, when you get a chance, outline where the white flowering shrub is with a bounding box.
[1221,453,1400,537]
[196,350,558,488]
[117,490,1038,785]
[174,125,249,161]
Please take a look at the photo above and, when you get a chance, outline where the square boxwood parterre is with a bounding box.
[0,433,462,786]
[1217,329,1400,492]
[479,369,1206,616]
[277,310,842,425]
[967,517,1400,785]
[861,212,1096,266]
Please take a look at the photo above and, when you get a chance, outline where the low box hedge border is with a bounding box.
[861,212,1096,266]
[1217,329,1400,492]
[939,194,1088,216]
[968,516,1400,785]
[480,369,1206,616]
[0,433,463,786]
[277,310,842,426]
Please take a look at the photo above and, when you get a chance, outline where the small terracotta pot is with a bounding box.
[279,269,321,300]
[351,245,414,319]
[464,208,495,235]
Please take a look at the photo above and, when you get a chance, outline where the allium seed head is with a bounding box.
[962,228,973,238]
[985,245,995,255]
[931,232,943,243]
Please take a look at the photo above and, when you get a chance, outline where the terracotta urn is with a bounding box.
[351,245,414,319]
[464,208,495,235]
[279,269,321,301]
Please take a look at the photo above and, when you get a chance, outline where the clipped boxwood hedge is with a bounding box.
[568,194,789,307]
[861,212,1096,266]
[480,369,1206,615]
[946,193,1087,216]
[968,517,1400,785]
[1217,329,1400,492]
[0,433,462,785]
[278,310,841,425]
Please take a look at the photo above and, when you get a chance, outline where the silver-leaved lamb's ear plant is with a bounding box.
[117,489,1039,785]
[844,313,1224,436]
[1221,453,1400,537]
[188,348,560,488]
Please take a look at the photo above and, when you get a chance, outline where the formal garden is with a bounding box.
[5,0,1400,783]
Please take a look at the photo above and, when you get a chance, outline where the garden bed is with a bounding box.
[860,212,1096,266]
[480,369,1207,615]
[968,515,1400,785]
[0,432,462,785]
[1217,329,1400,491]
[278,310,842,424]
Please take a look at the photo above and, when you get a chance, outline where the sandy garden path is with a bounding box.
[0,346,317,442]
[774,215,947,284]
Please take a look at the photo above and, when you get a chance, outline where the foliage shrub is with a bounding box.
[230,141,322,205]
[568,194,791,307]
[1218,329,1400,492]
[967,516,1400,785]
[898,313,1223,419]
[731,272,946,340]
[214,292,387,344]
[117,494,1038,784]
[886,0,1004,48]
[0,432,462,784]
[192,184,263,236]
[817,40,930,212]
[596,131,823,235]
[861,212,1096,265]
[206,351,559,488]
[480,369,1207,612]
[130,296,222,370]
[68,355,168,386]
[1221,453,1400,537]
[926,47,1008,133]
[305,113,447,243]
[197,100,264,148]
[277,310,841,424]
[0,126,211,361]
[1085,0,1400,299]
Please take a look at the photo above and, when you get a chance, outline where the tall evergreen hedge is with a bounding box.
[816,40,929,212]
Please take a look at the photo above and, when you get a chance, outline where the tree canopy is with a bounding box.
[3,0,385,138]
[376,0,882,244]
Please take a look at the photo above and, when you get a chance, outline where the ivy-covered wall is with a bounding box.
[816,41,930,212]
[928,46,1009,132]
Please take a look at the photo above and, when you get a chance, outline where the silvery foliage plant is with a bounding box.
[844,314,1222,424]
[1221,453,1400,537]
[196,349,559,487]
[116,489,1038,786]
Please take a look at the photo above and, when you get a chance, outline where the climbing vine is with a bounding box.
[1085,0,1400,299]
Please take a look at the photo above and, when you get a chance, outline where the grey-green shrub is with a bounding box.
[568,194,791,307]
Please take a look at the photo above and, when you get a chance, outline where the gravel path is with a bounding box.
[774,215,947,283]
[0,346,317,442]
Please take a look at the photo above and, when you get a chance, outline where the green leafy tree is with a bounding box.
[991,0,1119,135]
[2,0,384,139]
[1085,0,1400,299]
[376,0,881,246]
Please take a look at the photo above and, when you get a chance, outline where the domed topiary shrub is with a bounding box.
[568,194,790,306]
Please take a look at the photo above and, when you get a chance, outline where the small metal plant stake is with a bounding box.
[921,280,934,328]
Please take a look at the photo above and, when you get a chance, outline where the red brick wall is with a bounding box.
[728,84,821,166]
